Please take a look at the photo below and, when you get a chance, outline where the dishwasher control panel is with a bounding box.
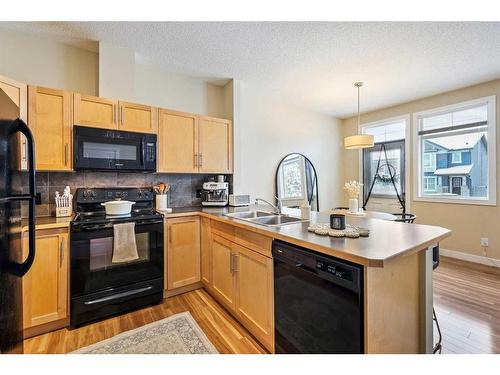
[316,261,352,281]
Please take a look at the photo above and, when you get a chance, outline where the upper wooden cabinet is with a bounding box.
[73,93,118,130]
[28,86,72,171]
[166,216,201,290]
[0,75,28,170]
[23,229,69,331]
[198,116,233,173]
[158,109,198,173]
[119,101,157,134]
[158,110,233,174]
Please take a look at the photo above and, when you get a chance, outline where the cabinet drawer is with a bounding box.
[210,220,272,258]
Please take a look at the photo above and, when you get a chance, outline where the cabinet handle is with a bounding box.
[194,153,198,167]
[233,254,238,272]
[64,143,68,165]
[199,153,203,167]
[168,225,172,244]
[229,253,233,273]
[59,239,64,268]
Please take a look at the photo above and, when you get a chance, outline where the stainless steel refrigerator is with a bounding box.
[0,88,36,354]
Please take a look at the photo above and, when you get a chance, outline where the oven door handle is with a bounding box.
[83,286,153,305]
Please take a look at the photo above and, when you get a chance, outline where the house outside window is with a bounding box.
[451,151,462,164]
[414,96,496,205]
[423,152,436,172]
[423,176,437,192]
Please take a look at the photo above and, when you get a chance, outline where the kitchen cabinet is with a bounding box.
[73,93,118,130]
[158,109,198,173]
[0,74,28,170]
[210,234,237,311]
[198,116,233,173]
[22,229,69,330]
[157,109,232,173]
[166,216,201,290]
[200,217,212,287]
[209,228,274,351]
[28,86,72,171]
[118,101,157,134]
[234,243,274,350]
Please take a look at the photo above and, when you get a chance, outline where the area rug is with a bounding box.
[72,312,218,354]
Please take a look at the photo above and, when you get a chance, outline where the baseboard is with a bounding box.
[440,248,500,268]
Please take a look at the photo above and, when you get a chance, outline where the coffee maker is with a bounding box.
[201,181,229,206]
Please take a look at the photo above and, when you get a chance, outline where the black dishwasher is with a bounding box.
[273,240,364,353]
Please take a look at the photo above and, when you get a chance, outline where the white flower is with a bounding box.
[344,180,363,199]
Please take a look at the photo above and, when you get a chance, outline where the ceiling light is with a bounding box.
[344,82,374,150]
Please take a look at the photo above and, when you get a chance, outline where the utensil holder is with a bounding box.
[56,203,72,218]
[156,195,168,211]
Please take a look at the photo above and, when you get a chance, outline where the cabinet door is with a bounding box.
[158,109,198,172]
[210,234,236,311]
[119,101,157,134]
[28,86,72,171]
[73,93,118,130]
[166,216,201,290]
[0,75,28,170]
[198,116,232,173]
[200,217,212,287]
[234,243,274,350]
[23,231,68,329]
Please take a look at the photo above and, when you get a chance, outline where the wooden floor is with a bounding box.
[25,256,500,354]
[24,289,266,354]
[434,257,500,354]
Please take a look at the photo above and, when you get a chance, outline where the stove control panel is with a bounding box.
[76,188,154,203]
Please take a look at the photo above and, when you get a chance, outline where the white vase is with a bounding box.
[155,195,168,211]
[348,198,359,214]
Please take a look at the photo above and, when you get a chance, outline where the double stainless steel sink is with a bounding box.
[224,210,308,227]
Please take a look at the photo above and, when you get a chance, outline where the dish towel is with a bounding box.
[112,222,139,263]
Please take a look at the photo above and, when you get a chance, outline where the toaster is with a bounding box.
[228,194,250,207]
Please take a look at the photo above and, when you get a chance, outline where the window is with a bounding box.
[423,176,437,192]
[361,118,407,202]
[279,155,306,200]
[414,96,496,205]
[423,152,436,172]
[451,151,462,164]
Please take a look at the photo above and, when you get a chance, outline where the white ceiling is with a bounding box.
[3,22,500,118]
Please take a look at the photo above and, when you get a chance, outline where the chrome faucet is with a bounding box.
[255,197,282,215]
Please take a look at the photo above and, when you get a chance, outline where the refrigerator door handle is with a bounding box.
[8,118,36,278]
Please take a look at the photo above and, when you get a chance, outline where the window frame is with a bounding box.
[413,95,497,206]
[423,152,437,172]
[423,176,438,192]
[451,151,462,164]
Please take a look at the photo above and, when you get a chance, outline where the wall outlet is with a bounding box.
[480,237,489,247]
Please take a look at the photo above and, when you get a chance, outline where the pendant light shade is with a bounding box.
[344,82,374,149]
[344,134,375,149]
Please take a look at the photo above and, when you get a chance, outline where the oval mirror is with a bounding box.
[275,153,319,211]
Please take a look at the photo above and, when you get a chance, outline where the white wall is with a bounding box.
[233,80,344,210]
[0,28,98,94]
[99,42,227,118]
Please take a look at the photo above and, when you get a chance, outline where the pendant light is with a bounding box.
[344,82,374,149]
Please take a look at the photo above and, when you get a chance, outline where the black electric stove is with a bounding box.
[70,187,164,327]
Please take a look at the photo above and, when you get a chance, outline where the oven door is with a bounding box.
[70,221,164,297]
[73,126,149,171]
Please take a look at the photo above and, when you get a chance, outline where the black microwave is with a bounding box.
[74,126,157,172]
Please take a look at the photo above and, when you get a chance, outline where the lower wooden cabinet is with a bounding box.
[234,243,274,350]
[209,230,274,351]
[165,216,201,290]
[22,228,69,331]
[210,234,237,311]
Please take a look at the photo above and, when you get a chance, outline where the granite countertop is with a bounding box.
[162,205,452,267]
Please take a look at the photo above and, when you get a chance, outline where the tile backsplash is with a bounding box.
[27,171,228,217]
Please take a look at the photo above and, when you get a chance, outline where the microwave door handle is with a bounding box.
[7,119,36,278]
